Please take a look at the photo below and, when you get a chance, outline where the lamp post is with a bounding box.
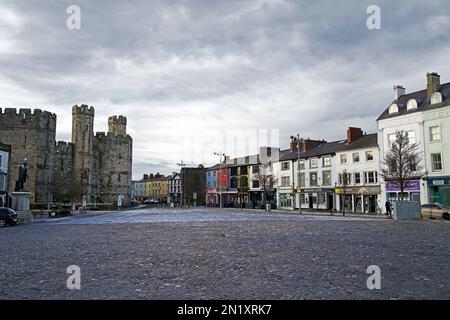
[214,151,225,210]
[177,161,186,208]
[290,134,302,214]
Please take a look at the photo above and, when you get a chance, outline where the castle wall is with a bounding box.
[53,141,74,202]
[0,106,132,205]
[71,105,94,200]
[0,108,56,203]
[94,132,133,204]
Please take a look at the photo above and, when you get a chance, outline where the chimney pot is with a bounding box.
[427,72,440,98]
[347,127,363,144]
[393,85,406,100]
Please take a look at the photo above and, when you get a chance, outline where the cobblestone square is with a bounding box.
[0,208,449,300]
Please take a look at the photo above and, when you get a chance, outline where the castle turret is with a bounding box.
[71,104,95,200]
[108,115,127,136]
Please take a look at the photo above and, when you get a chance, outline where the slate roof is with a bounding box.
[206,133,378,169]
[377,82,450,121]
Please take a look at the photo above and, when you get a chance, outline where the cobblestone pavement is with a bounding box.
[0,208,449,300]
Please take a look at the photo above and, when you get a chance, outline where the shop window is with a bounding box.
[318,193,326,204]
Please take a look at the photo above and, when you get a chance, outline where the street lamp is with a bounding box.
[177,161,186,208]
[214,151,225,210]
[290,134,302,214]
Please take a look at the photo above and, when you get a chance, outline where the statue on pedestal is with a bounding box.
[15,158,29,191]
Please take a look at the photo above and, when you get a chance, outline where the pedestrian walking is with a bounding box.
[385,201,392,219]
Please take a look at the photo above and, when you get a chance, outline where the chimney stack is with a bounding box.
[393,85,405,100]
[427,72,440,98]
[347,127,363,144]
[143,174,149,180]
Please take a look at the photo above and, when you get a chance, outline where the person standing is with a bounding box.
[385,200,392,219]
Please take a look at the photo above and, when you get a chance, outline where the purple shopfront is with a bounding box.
[386,180,421,202]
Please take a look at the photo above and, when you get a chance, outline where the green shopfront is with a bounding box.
[427,177,450,206]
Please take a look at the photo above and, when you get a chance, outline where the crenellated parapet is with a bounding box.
[108,115,127,135]
[94,131,132,143]
[0,107,57,130]
[72,104,95,117]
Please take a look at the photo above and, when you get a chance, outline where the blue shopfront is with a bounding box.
[427,177,450,206]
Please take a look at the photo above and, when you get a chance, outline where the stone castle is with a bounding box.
[0,105,132,204]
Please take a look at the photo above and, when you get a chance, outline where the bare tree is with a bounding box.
[255,162,278,208]
[381,131,423,201]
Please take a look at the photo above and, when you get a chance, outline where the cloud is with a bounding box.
[0,0,450,179]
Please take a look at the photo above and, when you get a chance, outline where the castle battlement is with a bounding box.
[0,108,57,128]
[72,104,95,116]
[0,107,57,119]
[108,115,127,125]
[95,131,132,141]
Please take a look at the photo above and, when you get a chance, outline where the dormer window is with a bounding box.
[430,92,442,105]
[388,103,399,114]
[406,99,417,110]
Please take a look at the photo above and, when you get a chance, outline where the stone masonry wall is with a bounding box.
[0,108,56,203]
[93,132,133,204]
[53,141,74,202]
[71,105,94,201]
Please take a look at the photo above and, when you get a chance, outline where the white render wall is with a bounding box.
[292,153,339,210]
[335,145,381,212]
[377,112,427,206]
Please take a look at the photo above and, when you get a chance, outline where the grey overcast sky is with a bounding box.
[1,0,449,179]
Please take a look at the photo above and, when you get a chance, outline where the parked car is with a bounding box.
[0,208,19,227]
[421,204,450,220]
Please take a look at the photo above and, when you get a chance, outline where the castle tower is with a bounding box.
[71,104,95,200]
[108,115,127,135]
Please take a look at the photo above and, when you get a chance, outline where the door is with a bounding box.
[368,196,376,213]
[309,194,313,209]
[327,194,333,210]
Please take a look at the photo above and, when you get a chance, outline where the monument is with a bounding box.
[11,158,33,224]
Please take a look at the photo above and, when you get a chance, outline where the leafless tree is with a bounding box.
[255,162,278,207]
[381,131,423,201]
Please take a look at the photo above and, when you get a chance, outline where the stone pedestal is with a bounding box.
[11,191,33,224]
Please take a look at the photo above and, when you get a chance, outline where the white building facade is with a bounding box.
[169,172,182,204]
[377,72,450,208]
[335,131,381,213]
